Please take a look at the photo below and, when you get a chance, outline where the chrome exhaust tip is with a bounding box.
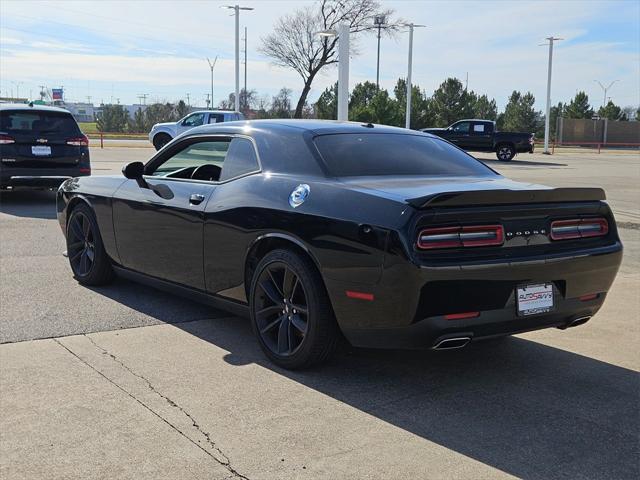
[568,316,592,328]
[432,336,471,350]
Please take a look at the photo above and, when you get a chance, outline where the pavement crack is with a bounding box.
[54,336,249,480]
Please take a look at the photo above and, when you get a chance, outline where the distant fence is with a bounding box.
[558,118,640,146]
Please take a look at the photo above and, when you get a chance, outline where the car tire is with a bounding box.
[496,143,516,161]
[66,203,115,286]
[152,133,172,150]
[250,249,339,369]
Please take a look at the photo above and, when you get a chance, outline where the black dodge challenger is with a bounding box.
[57,120,622,369]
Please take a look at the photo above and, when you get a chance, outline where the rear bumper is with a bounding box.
[328,242,623,349]
[1,167,90,188]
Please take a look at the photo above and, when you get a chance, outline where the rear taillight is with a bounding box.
[0,134,15,145]
[550,218,608,240]
[66,135,89,146]
[418,225,504,250]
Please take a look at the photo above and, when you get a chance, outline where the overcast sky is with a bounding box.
[1,0,638,112]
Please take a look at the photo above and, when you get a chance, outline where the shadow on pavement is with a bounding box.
[0,189,58,220]
[475,156,568,167]
[89,278,639,480]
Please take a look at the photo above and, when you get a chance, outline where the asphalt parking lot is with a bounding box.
[1,146,638,479]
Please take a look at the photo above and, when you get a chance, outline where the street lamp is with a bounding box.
[373,15,387,89]
[399,23,425,129]
[207,56,218,109]
[541,36,562,154]
[317,24,350,121]
[594,80,619,108]
[223,5,254,112]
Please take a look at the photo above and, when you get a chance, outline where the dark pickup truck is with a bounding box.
[421,119,534,161]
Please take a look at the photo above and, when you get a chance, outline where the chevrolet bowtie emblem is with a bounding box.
[36,138,48,143]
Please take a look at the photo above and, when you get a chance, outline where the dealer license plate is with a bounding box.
[517,283,554,316]
[32,146,52,156]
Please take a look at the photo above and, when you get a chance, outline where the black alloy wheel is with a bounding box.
[153,133,171,150]
[67,211,96,277]
[254,261,309,357]
[250,249,339,369]
[66,204,115,286]
[497,144,515,161]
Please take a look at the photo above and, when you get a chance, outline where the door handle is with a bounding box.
[189,193,205,205]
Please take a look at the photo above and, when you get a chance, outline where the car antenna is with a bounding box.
[362,123,374,128]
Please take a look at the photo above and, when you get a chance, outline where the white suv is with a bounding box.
[149,110,244,150]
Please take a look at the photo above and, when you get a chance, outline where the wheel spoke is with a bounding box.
[259,278,283,306]
[282,267,295,298]
[70,218,83,240]
[267,268,285,298]
[256,305,283,319]
[291,303,307,315]
[82,215,90,240]
[68,241,84,250]
[86,247,95,262]
[79,250,88,274]
[69,248,83,263]
[260,315,284,335]
[290,314,307,334]
[277,317,290,354]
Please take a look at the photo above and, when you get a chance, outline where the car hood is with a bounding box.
[153,122,176,129]
[338,176,605,208]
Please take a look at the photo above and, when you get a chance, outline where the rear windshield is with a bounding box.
[0,110,80,136]
[313,133,494,177]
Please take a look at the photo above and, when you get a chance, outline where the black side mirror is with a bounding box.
[122,162,148,188]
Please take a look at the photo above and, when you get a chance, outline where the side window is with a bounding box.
[182,113,205,127]
[208,114,224,124]
[219,138,259,181]
[150,140,230,178]
[451,122,470,133]
[472,123,486,133]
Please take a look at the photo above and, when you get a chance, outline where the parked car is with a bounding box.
[57,120,622,369]
[149,110,244,150]
[1,103,90,189]
[421,119,534,161]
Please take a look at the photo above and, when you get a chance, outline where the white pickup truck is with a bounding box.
[149,110,244,150]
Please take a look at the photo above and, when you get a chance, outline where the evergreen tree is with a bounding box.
[500,91,540,133]
[565,91,594,119]
[430,78,474,127]
[315,83,338,120]
[96,104,128,132]
[598,100,627,121]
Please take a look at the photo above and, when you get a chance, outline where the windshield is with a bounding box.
[0,110,80,136]
[313,133,494,177]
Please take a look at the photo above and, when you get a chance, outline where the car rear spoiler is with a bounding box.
[406,187,606,209]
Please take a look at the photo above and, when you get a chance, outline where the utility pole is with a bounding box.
[39,85,46,101]
[207,56,218,109]
[465,72,469,91]
[224,5,254,112]
[541,36,562,154]
[186,93,191,106]
[403,23,425,129]
[205,93,211,109]
[86,95,92,105]
[243,26,247,111]
[594,80,619,108]
[373,15,387,89]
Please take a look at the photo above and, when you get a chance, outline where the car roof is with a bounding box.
[187,119,425,136]
[455,119,496,123]
[190,110,240,115]
[0,103,72,114]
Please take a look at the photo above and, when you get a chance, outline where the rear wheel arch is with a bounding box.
[244,234,323,299]
[152,132,172,150]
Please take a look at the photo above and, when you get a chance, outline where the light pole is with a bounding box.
[373,15,387,89]
[594,80,619,108]
[317,24,350,121]
[207,56,218,109]
[400,23,425,129]
[224,5,254,112]
[542,36,562,154]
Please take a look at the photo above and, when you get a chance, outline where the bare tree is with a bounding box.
[260,0,395,118]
